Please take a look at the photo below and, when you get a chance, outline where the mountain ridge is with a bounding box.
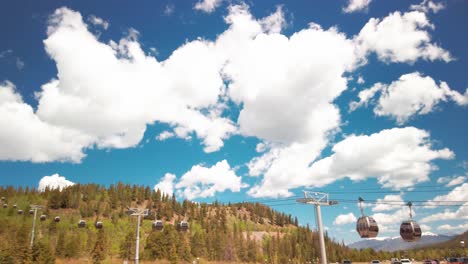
[348,233,457,252]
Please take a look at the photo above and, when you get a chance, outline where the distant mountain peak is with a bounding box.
[348,233,456,252]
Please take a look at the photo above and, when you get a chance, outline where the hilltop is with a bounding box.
[1,183,464,263]
[0,183,357,264]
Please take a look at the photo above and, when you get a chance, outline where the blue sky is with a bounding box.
[0,0,467,243]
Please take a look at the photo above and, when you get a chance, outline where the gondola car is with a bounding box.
[177,221,189,232]
[356,197,379,238]
[78,220,86,228]
[152,220,164,231]
[400,202,422,242]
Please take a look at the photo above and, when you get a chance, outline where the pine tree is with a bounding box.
[120,231,135,261]
[55,231,66,258]
[15,222,32,264]
[190,229,207,258]
[91,229,107,264]
[65,233,81,258]
[169,243,178,264]
[177,232,192,262]
[144,229,165,260]
[32,241,55,264]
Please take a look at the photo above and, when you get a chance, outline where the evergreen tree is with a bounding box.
[55,231,66,258]
[32,241,55,264]
[15,222,32,264]
[144,229,165,260]
[119,231,135,261]
[177,232,192,262]
[190,229,207,258]
[91,229,107,264]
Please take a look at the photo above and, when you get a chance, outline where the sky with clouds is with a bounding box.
[0,0,466,243]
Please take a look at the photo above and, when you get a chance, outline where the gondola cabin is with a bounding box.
[356,216,379,238]
[177,221,189,232]
[40,215,46,221]
[17,209,23,215]
[2,204,7,208]
[54,216,61,222]
[29,210,34,215]
[12,204,17,209]
[152,220,164,231]
[95,221,103,229]
[1,197,5,201]
[78,220,86,228]
[400,220,421,242]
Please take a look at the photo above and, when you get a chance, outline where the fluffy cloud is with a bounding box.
[216,5,359,197]
[350,72,468,124]
[222,6,357,145]
[1,3,459,186]
[357,76,365,84]
[343,0,372,13]
[194,0,223,13]
[426,183,468,204]
[248,127,453,197]
[334,213,357,225]
[437,223,468,231]
[38,173,75,191]
[410,0,445,14]
[420,224,432,231]
[0,81,92,162]
[155,131,175,141]
[421,183,468,222]
[437,175,467,187]
[349,83,385,111]
[37,7,236,154]
[421,206,468,223]
[372,194,404,212]
[175,160,247,200]
[154,173,176,195]
[88,15,109,29]
[356,10,452,63]
[309,127,454,189]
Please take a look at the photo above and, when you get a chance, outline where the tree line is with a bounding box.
[0,183,456,263]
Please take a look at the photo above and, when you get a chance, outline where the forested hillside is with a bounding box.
[0,183,432,263]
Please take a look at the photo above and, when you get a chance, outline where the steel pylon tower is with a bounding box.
[29,204,44,249]
[127,208,149,264]
[297,191,338,264]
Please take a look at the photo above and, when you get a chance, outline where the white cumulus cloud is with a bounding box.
[410,0,445,14]
[88,15,109,29]
[334,213,357,225]
[248,127,453,197]
[194,0,223,13]
[154,173,176,195]
[308,127,453,189]
[216,5,359,198]
[372,194,404,212]
[421,183,468,222]
[343,0,372,13]
[38,173,75,192]
[356,10,452,63]
[437,175,467,187]
[37,7,236,155]
[350,72,468,124]
[0,81,92,162]
[175,160,247,200]
[156,131,175,141]
[437,223,468,231]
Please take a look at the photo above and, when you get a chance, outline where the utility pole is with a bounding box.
[30,205,43,249]
[297,191,338,264]
[127,208,149,264]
